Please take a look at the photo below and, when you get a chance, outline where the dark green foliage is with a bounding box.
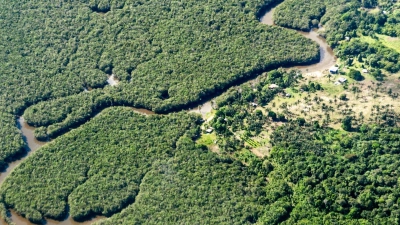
[210,69,300,138]
[24,69,298,140]
[362,0,378,8]
[260,123,400,223]
[1,107,267,224]
[268,110,278,121]
[0,0,319,175]
[274,0,326,31]
[273,0,400,74]
[337,40,400,74]
[342,116,353,131]
[0,0,319,116]
[300,81,322,92]
[24,89,116,140]
[348,69,364,81]
[1,108,201,222]
[0,113,25,170]
[96,144,265,225]
[215,69,299,108]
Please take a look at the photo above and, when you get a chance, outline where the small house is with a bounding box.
[250,102,258,107]
[269,84,279,89]
[329,66,339,74]
[206,128,213,133]
[285,93,291,97]
[345,37,350,41]
[362,69,368,73]
[338,77,347,83]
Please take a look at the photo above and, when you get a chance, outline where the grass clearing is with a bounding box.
[376,34,400,52]
[359,34,400,53]
[196,133,217,147]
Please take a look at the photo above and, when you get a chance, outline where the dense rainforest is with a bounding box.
[3,0,400,224]
[0,113,24,170]
[265,123,400,224]
[6,107,400,224]
[0,0,319,165]
[0,107,267,224]
[0,0,318,114]
[273,0,400,73]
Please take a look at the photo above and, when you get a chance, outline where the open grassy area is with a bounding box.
[359,34,400,53]
[196,133,217,147]
[376,34,400,52]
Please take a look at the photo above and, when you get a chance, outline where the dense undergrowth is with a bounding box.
[7,106,400,224]
[273,0,325,31]
[4,0,400,224]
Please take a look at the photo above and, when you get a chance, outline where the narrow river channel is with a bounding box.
[260,6,336,74]
[2,3,336,225]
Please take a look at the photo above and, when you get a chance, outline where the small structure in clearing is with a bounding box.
[285,93,291,97]
[206,128,213,133]
[338,77,347,83]
[362,69,368,73]
[250,102,258,107]
[329,66,339,74]
[269,84,279,89]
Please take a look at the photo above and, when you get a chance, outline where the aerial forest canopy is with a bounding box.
[273,0,400,73]
[0,0,318,115]
[0,0,319,167]
[0,108,267,224]
[7,0,400,224]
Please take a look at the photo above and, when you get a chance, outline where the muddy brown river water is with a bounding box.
[1,4,336,225]
[260,6,336,73]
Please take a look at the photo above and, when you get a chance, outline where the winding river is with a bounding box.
[2,3,336,225]
[260,6,336,74]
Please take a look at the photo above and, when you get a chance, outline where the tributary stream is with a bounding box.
[2,3,336,225]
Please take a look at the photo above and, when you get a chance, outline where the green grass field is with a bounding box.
[359,34,400,53]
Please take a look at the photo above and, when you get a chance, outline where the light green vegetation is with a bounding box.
[196,133,217,147]
[376,34,400,52]
[359,34,400,53]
